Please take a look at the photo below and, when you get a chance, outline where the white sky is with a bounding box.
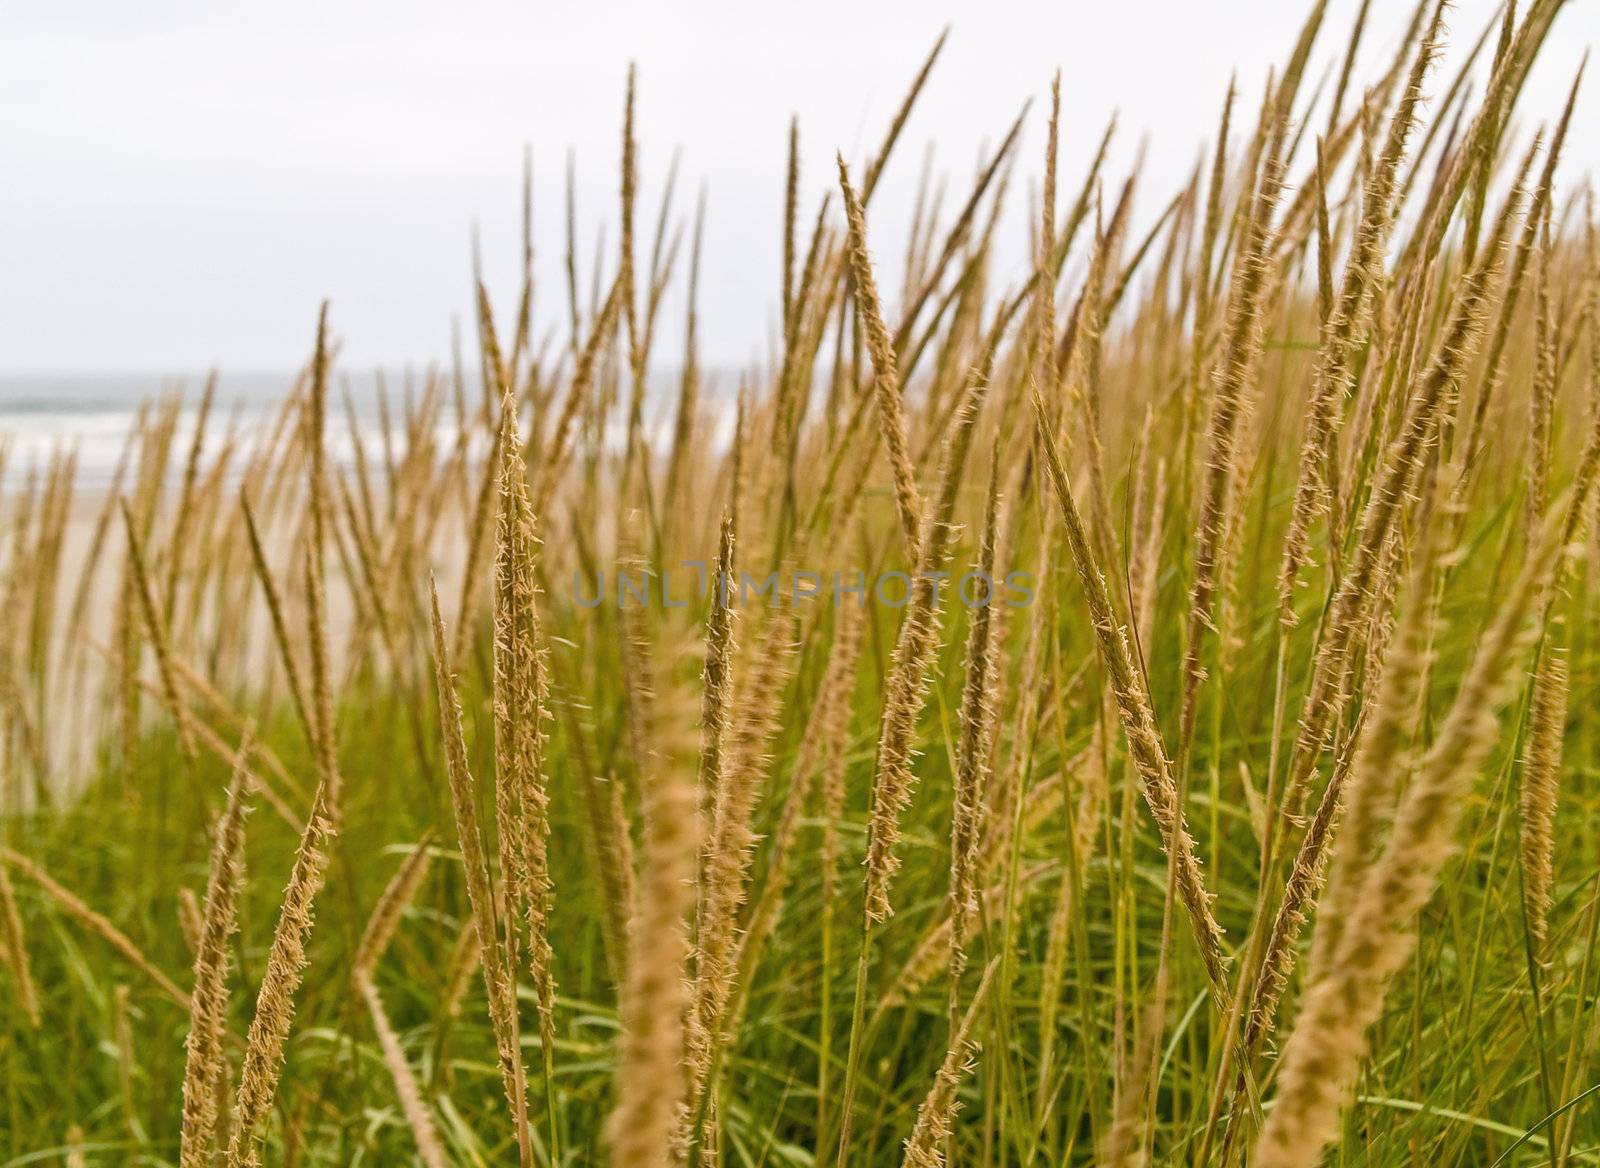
[0,1,1595,375]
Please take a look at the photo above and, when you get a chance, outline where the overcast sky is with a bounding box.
[1,1,1595,375]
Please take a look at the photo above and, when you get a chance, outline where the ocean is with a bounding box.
[0,370,439,489]
[0,365,741,495]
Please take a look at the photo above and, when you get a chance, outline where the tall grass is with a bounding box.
[2,2,1599,1165]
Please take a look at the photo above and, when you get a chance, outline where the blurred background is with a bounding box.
[0,0,1594,462]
